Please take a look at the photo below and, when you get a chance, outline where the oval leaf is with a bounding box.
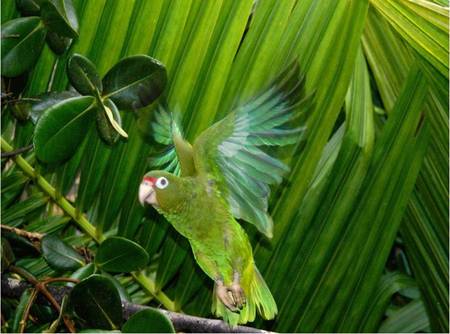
[100,271,132,302]
[95,236,149,273]
[70,275,123,329]
[69,262,96,284]
[96,99,122,145]
[102,55,167,110]
[46,30,72,54]
[3,232,40,258]
[41,234,85,271]
[27,90,80,124]
[40,0,78,38]
[67,53,102,95]
[15,0,42,16]
[1,17,47,77]
[34,95,95,164]
[122,309,175,333]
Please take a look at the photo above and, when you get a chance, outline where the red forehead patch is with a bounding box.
[143,176,157,184]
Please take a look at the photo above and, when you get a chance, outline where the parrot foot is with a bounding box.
[230,272,246,309]
[216,280,239,312]
[215,273,246,312]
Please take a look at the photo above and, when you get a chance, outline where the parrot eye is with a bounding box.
[155,177,169,189]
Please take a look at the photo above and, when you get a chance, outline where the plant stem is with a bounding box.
[9,266,76,333]
[1,137,176,311]
[19,288,38,333]
[132,272,176,311]
[1,137,100,243]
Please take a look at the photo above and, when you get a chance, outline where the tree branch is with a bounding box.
[1,224,43,241]
[2,277,271,333]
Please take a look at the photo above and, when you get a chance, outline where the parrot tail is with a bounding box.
[212,266,277,326]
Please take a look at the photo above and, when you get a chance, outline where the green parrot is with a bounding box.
[138,63,312,325]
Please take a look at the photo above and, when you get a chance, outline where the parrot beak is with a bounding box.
[139,181,158,207]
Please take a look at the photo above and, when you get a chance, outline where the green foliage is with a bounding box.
[41,234,85,271]
[122,309,175,333]
[40,0,78,38]
[95,236,149,273]
[1,0,448,332]
[11,288,34,333]
[67,53,102,95]
[31,53,166,164]
[1,17,46,77]
[70,275,123,329]
[33,95,96,164]
[102,55,167,110]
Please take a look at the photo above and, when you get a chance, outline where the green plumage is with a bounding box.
[142,63,312,325]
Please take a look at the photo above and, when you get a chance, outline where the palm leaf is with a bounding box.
[2,0,447,332]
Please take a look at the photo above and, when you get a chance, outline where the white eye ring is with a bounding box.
[155,177,169,189]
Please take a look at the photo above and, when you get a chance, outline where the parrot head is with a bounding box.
[138,170,185,212]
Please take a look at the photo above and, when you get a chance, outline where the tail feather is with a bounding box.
[252,266,277,320]
[212,266,277,326]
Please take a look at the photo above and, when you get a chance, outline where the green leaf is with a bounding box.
[69,262,96,283]
[2,192,48,225]
[96,99,123,144]
[3,232,40,258]
[361,272,417,332]
[102,55,167,110]
[379,299,430,333]
[1,171,28,210]
[122,309,175,333]
[1,17,47,77]
[46,30,71,54]
[34,95,96,164]
[1,238,16,270]
[370,0,449,79]
[70,275,123,329]
[25,90,79,124]
[67,53,102,95]
[41,234,85,271]
[100,271,132,302]
[363,8,449,332]
[11,288,35,333]
[40,0,78,38]
[95,236,149,273]
[15,0,42,16]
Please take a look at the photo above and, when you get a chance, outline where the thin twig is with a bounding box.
[1,224,43,241]
[18,288,38,333]
[2,277,271,333]
[42,277,80,285]
[9,267,76,333]
[1,144,33,158]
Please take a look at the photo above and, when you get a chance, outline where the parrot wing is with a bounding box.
[193,62,313,238]
[150,106,196,177]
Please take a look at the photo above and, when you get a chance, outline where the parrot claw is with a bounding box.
[230,283,246,309]
[231,272,246,309]
[216,280,239,312]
